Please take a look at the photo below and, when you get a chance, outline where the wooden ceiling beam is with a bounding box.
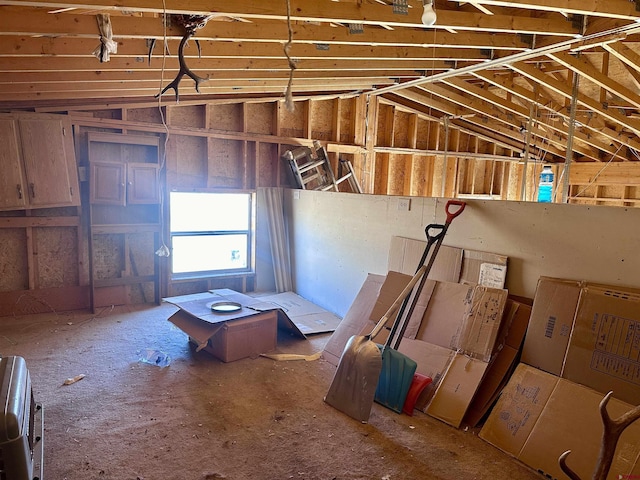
[510,61,640,137]
[441,75,608,158]
[0,7,531,51]
[0,82,367,101]
[472,70,630,159]
[0,70,425,84]
[603,42,640,72]
[412,83,576,160]
[0,35,494,62]
[450,0,640,21]
[0,56,455,72]
[0,77,399,94]
[380,93,527,152]
[0,0,579,36]
[548,51,640,109]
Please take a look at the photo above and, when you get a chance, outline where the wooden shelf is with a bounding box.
[88,133,162,312]
[91,224,161,234]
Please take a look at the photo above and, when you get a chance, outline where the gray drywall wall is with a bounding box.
[282,189,640,318]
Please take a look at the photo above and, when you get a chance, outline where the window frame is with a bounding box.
[168,189,256,281]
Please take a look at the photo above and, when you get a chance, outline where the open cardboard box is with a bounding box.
[480,363,640,480]
[521,277,640,405]
[165,289,305,363]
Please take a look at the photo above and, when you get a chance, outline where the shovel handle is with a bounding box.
[445,200,466,225]
[368,264,427,341]
[425,223,445,245]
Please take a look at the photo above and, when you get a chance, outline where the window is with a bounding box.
[169,191,254,278]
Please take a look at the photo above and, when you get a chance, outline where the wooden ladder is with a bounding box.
[283,141,362,193]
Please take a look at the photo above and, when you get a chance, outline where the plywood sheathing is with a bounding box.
[170,135,208,188]
[310,99,334,141]
[36,226,78,288]
[207,138,244,188]
[0,228,28,291]
[246,103,276,135]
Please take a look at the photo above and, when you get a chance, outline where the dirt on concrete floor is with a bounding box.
[0,302,543,480]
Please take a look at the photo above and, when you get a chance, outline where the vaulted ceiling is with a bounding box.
[2,0,640,164]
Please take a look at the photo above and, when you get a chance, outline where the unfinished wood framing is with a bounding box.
[1,81,640,315]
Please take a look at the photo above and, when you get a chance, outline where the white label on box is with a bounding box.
[479,263,507,288]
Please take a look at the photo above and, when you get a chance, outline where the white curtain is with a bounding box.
[258,187,293,292]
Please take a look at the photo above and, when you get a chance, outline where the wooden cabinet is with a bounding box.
[90,161,159,205]
[0,113,80,211]
[87,132,162,311]
[0,117,27,210]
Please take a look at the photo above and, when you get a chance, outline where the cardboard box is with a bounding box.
[387,235,508,288]
[194,311,278,363]
[322,274,385,367]
[480,363,640,480]
[521,277,583,376]
[165,290,304,363]
[426,353,488,426]
[463,298,532,427]
[522,278,640,405]
[249,291,342,335]
[562,284,640,405]
[366,271,508,427]
[387,236,462,283]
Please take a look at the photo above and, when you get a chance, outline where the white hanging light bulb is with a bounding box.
[422,0,437,26]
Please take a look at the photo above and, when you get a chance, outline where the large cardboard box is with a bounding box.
[480,363,640,480]
[522,278,640,405]
[195,311,278,363]
[520,277,583,376]
[165,290,304,363]
[563,284,640,405]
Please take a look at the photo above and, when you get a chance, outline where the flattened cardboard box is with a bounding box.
[366,272,508,427]
[563,284,640,406]
[520,277,583,376]
[387,236,508,288]
[165,290,303,363]
[463,298,532,428]
[480,363,640,480]
[521,278,640,405]
[387,236,462,283]
[322,274,385,367]
[250,291,342,335]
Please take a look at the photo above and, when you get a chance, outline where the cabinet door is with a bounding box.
[0,117,27,210]
[17,114,80,208]
[127,163,160,204]
[90,161,126,205]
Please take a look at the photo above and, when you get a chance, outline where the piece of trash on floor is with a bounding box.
[260,351,322,362]
[63,374,86,385]
[137,348,171,368]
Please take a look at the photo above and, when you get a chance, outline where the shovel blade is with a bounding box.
[374,346,417,413]
[402,373,433,416]
[324,334,383,422]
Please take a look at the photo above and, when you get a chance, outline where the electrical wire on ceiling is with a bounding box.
[155,0,171,258]
[283,0,297,112]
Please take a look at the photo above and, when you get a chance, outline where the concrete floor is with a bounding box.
[0,302,543,480]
